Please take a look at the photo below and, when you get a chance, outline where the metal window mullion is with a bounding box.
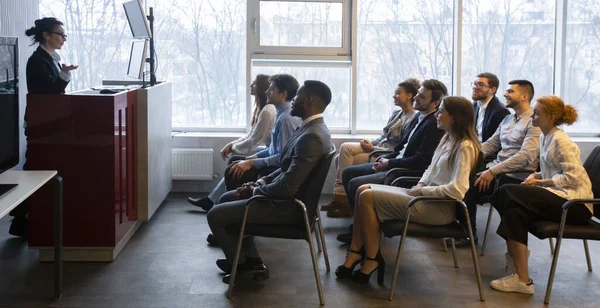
[452,0,463,96]
[350,0,357,135]
[553,0,567,97]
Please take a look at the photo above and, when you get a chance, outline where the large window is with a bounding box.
[357,0,453,131]
[39,0,600,135]
[251,0,350,56]
[149,0,247,128]
[252,60,350,128]
[461,0,555,105]
[564,0,600,133]
[41,0,247,128]
[39,1,132,91]
[259,1,344,47]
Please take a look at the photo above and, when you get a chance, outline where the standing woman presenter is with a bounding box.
[8,17,78,237]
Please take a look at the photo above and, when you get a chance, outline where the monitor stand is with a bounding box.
[0,184,18,198]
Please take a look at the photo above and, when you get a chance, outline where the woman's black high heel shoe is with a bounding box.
[335,248,364,279]
[352,251,385,285]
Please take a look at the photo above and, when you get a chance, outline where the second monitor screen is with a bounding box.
[127,40,148,79]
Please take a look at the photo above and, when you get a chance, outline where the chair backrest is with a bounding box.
[298,145,336,224]
[583,145,600,217]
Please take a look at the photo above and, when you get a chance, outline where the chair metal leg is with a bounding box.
[450,238,459,268]
[481,204,495,256]
[442,238,448,252]
[227,206,250,299]
[584,240,593,272]
[303,207,325,305]
[314,217,323,253]
[544,209,571,304]
[461,201,485,302]
[388,208,413,301]
[316,210,330,272]
[549,238,555,255]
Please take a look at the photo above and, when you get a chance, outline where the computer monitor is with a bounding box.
[127,39,148,79]
[123,0,152,39]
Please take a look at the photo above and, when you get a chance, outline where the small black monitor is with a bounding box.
[123,0,152,39]
[127,39,148,79]
[0,37,19,175]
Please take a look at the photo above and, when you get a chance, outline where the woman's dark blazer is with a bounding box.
[26,46,69,94]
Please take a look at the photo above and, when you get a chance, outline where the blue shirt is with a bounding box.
[253,102,302,169]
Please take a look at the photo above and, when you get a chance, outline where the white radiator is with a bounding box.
[172,148,214,180]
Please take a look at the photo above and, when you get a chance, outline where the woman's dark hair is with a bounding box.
[251,74,270,127]
[398,78,420,99]
[25,17,63,45]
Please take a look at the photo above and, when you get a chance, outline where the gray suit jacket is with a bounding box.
[254,117,332,200]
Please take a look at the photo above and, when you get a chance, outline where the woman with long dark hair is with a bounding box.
[336,96,481,284]
[187,74,276,212]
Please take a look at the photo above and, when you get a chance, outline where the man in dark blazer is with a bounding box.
[471,72,510,143]
[333,79,447,242]
[206,80,333,283]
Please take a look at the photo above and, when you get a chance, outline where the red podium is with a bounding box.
[26,89,138,259]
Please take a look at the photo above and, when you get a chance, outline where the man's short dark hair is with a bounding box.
[421,79,448,102]
[476,72,500,92]
[303,80,332,106]
[508,79,535,102]
[269,74,300,101]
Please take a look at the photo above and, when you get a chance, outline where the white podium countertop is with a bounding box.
[0,171,57,218]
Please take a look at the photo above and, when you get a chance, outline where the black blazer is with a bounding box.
[474,96,510,142]
[382,111,445,171]
[26,46,69,94]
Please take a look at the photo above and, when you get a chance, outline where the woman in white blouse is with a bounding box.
[322,78,420,216]
[220,74,276,159]
[489,95,593,295]
[187,74,276,211]
[335,96,480,284]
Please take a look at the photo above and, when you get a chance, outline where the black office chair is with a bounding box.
[526,145,600,304]
[226,146,336,305]
[382,152,486,302]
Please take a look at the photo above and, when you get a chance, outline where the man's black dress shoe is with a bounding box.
[447,236,478,247]
[8,216,27,238]
[221,264,269,284]
[216,258,266,274]
[206,233,218,246]
[187,197,214,212]
[337,232,352,244]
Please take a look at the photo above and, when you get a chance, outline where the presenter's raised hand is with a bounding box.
[61,64,78,73]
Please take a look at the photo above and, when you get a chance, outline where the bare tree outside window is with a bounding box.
[461,0,555,106]
[357,0,453,131]
[565,0,600,133]
[39,0,131,91]
[252,65,350,128]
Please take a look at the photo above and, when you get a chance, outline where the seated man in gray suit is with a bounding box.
[207,80,334,283]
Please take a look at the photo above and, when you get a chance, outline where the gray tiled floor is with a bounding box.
[1,192,599,307]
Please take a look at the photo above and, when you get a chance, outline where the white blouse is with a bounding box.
[419,139,478,201]
[231,104,276,155]
[538,127,593,213]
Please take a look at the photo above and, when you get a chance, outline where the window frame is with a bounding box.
[248,0,351,57]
